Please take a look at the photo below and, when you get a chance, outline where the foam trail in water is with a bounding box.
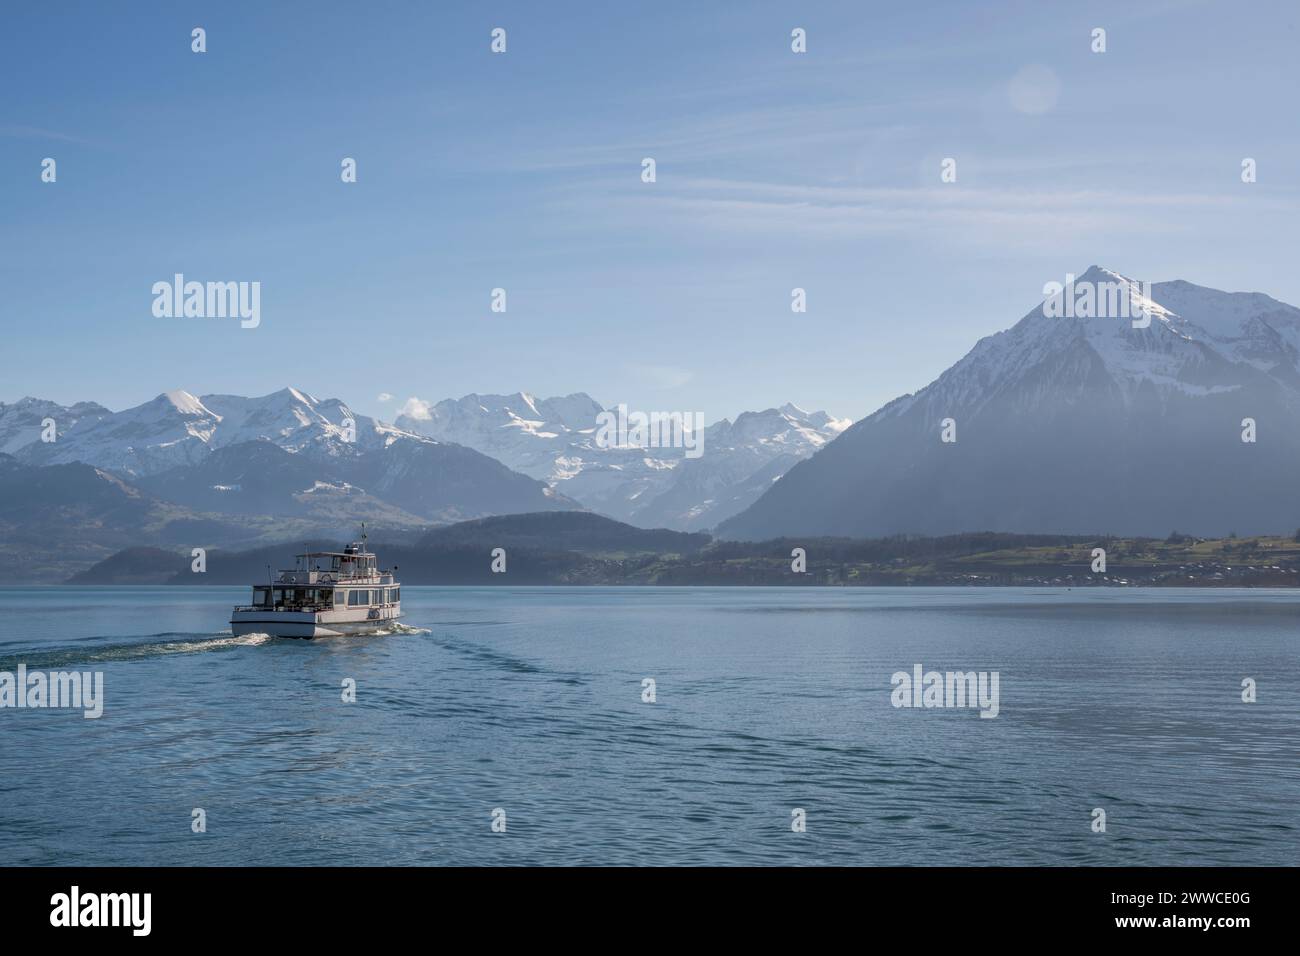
[0,631,274,670]
[364,622,431,636]
[0,623,434,669]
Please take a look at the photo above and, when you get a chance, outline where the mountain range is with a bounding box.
[6,386,571,522]
[0,385,847,578]
[5,266,1299,580]
[395,392,849,530]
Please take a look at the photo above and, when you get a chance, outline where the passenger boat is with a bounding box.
[230,530,401,638]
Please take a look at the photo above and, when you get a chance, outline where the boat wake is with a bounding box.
[1,622,434,670]
[360,621,431,636]
[0,631,275,670]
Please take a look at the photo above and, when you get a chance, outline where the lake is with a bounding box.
[0,586,1295,866]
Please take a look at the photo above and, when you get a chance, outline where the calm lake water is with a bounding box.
[0,586,1296,866]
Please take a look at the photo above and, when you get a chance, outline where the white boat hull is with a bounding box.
[231,606,401,639]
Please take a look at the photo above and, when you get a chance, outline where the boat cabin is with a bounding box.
[249,543,399,611]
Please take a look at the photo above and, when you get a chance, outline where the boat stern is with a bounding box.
[230,608,337,639]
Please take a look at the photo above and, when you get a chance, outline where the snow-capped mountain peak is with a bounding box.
[13,385,436,476]
[159,389,212,417]
[878,265,1300,424]
[719,267,1300,541]
[0,397,111,454]
[17,390,221,474]
[395,391,850,529]
[8,382,851,531]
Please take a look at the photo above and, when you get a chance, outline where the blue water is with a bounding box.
[0,586,1296,866]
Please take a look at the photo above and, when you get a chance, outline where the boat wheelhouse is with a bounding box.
[230,533,401,638]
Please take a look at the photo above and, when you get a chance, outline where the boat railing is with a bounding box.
[275,571,391,584]
[232,601,335,612]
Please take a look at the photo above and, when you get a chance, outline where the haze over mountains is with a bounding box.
[396,392,849,529]
[5,267,1300,580]
[0,385,847,578]
[8,386,570,521]
[720,267,1300,540]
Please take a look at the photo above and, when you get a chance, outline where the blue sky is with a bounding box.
[3,0,1298,423]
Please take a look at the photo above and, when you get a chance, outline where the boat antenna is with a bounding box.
[361,521,367,550]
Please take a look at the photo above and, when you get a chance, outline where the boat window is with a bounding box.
[392,587,399,603]
[253,587,271,607]
[317,589,333,606]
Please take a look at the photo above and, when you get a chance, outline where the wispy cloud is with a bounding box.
[628,365,695,390]
[473,102,951,175]
[0,124,90,144]
[548,175,1277,245]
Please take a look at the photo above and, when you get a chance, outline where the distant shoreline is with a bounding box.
[56,519,1300,589]
[21,581,1300,589]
